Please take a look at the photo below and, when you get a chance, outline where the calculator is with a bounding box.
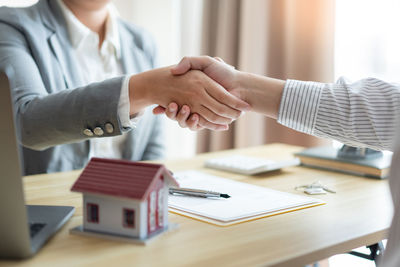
[204,155,300,175]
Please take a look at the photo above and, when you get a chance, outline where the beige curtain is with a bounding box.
[198,0,335,153]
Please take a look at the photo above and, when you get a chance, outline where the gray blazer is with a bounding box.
[0,0,165,175]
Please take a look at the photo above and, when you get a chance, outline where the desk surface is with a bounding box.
[0,144,393,267]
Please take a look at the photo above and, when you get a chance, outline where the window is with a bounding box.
[87,203,99,223]
[123,209,135,228]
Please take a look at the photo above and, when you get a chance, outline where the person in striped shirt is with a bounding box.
[153,56,400,267]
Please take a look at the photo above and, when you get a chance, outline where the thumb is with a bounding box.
[171,56,217,76]
[214,57,224,63]
[170,57,192,75]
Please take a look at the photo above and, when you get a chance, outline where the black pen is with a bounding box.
[169,188,231,199]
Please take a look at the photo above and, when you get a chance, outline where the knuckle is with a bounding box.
[178,121,187,128]
[180,56,189,65]
[233,101,242,110]
[166,112,175,119]
[215,90,225,100]
[198,118,210,128]
[208,113,219,123]
[232,109,241,118]
[176,112,186,122]
[220,117,231,124]
[186,119,195,127]
[205,55,213,62]
[177,109,186,117]
[213,106,225,116]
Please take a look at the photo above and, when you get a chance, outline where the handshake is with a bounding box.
[130,56,285,131]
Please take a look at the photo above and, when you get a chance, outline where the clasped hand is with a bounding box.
[151,56,248,131]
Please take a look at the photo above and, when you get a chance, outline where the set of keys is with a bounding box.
[295,181,336,195]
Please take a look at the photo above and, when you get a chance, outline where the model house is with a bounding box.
[70,157,179,242]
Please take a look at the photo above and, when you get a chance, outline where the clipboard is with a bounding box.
[168,170,325,227]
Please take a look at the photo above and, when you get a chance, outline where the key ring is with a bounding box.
[295,180,336,194]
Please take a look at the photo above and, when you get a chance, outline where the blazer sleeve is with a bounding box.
[0,21,126,151]
[278,78,400,151]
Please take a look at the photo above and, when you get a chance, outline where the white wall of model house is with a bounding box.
[83,188,169,239]
[83,193,147,239]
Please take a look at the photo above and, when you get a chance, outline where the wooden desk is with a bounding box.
[0,144,393,267]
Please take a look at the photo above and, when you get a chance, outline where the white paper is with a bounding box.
[169,170,323,222]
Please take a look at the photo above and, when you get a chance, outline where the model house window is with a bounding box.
[87,203,99,223]
[157,188,164,227]
[150,191,156,231]
[123,209,135,228]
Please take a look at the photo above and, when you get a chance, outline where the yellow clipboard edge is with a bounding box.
[169,201,326,227]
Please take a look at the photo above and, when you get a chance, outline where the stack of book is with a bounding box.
[295,146,392,179]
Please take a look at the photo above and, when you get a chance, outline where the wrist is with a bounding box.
[237,72,285,119]
[228,71,250,103]
[128,72,153,115]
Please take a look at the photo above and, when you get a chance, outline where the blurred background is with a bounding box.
[1,1,399,265]
[1,0,400,161]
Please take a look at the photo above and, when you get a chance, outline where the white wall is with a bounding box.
[335,0,400,82]
[83,193,147,239]
[0,0,37,7]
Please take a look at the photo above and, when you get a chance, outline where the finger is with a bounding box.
[176,105,191,128]
[197,116,229,131]
[196,125,205,131]
[171,56,216,75]
[214,57,235,70]
[202,87,242,120]
[165,102,178,120]
[152,105,166,115]
[204,77,251,112]
[194,73,243,119]
[187,113,204,131]
[197,105,232,125]
[187,113,200,131]
[171,57,192,75]
[214,57,224,63]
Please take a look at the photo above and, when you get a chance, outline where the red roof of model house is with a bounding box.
[71,158,179,200]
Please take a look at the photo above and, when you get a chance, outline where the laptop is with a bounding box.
[0,72,75,259]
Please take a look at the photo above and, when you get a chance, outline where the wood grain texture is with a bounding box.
[0,144,393,267]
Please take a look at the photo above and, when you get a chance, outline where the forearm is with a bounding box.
[278,78,400,151]
[234,69,400,150]
[128,71,154,115]
[236,71,285,119]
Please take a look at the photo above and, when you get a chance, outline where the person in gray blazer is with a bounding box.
[0,0,250,175]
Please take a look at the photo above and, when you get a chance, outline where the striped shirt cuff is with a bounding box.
[277,79,325,135]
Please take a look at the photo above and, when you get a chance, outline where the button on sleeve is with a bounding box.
[93,127,104,136]
[83,128,94,137]
[105,122,114,134]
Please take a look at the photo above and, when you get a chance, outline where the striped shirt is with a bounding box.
[278,78,400,267]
